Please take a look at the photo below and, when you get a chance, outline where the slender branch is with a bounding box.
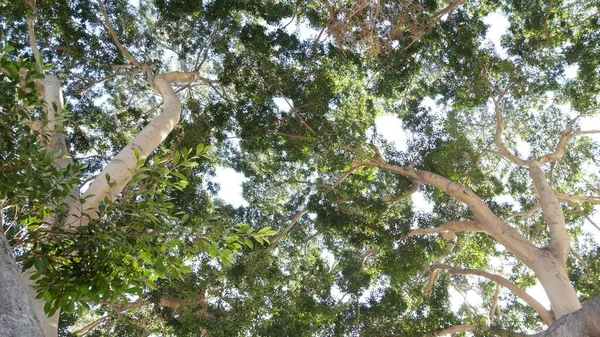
[490,283,501,325]
[539,126,600,164]
[322,163,365,197]
[75,300,150,336]
[432,263,555,325]
[432,0,467,20]
[75,70,143,93]
[493,98,529,167]
[97,0,143,69]
[25,1,44,74]
[566,200,600,232]
[556,192,600,205]
[268,209,308,249]
[396,220,483,241]
[424,239,456,296]
[380,180,421,204]
[569,248,591,279]
[428,324,529,337]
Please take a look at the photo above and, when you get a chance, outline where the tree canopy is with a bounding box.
[2,0,600,336]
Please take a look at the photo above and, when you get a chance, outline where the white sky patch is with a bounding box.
[483,11,510,58]
[564,64,579,80]
[515,137,531,159]
[449,285,484,313]
[273,96,292,112]
[412,191,434,213]
[375,114,408,151]
[214,167,248,207]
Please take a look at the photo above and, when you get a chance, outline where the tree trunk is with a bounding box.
[532,295,600,337]
[533,250,581,319]
[0,231,44,337]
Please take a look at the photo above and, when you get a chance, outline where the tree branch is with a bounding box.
[268,209,308,249]
[490,282,501,325]
[493,98,529,167]
[556,192,600,205]
[538,113,600,164]
[25,0,43,74]
[97,0,143,69]
[432,263,555,325]
[366,154,537,267]
[529,160,570,259]
[396,220,483,242]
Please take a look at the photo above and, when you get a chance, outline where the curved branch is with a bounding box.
[97,0,144,69]
[538,113,600,164]
[494,98,529,167]
[428,325,477,336]
[424,239,456,296]
[395,220,483,241]
[369,155,537,268]
[432,263,555,325]
[75,300,150,336]
[428,324,530,337]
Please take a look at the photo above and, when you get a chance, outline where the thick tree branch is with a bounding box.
[528,295,600,337]
[432,263,555,325]
[529,161,570,260]
[367,154,537,268]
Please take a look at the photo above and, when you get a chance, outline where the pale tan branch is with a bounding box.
[26,10,44,74]
[507,203,540,220]
[539,128,600,164]
[494,98,529,167]
[161,71,218,84]
[396,220,483,241]
[428,324,477,336]
[570,248,591,278]
[360,248,379,267]
[75,70,143,93]
[269,209,308,248]
[428,325,529,337]
[97,0,143,69]
[566,200,600,232]
[432,0,467,20]
[322,163,365,197]
[432,263,555,325]
[424,239,456,296]
[490,283,501,325]
[381,180,421,204]
[556,192,600,205]
[75,300,150,336]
